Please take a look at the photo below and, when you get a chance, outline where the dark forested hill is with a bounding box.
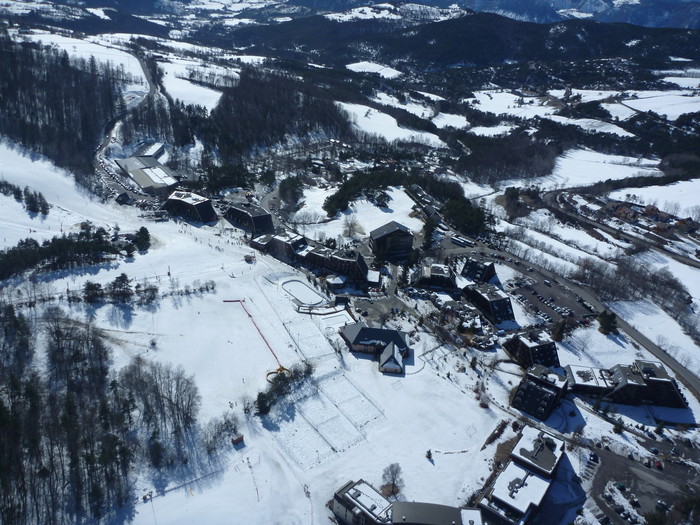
[189,11,700,70]
[0,34,128,179]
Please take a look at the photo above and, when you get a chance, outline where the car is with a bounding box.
[656,500,668,511]
[589,453,599,463]
[527,267,534,272]
[655,460,663,469]
[650,447,659,454]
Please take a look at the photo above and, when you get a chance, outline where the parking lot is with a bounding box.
[591,437,700,523]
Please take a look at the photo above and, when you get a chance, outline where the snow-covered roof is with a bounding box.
[167,191,209,205]
[564,365,612,388]
[343,480,392,522]
[341,322,409,351]
[366,270,381,284]
[460,508,484,525]
[116,156,178,190]
[511,427,565,476]
[472,283,509,301]
[516,331,553,349]
[490,462,551,515]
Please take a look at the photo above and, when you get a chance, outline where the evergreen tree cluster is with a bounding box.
[323,168,488,234]
[205,68,353,162]
[0,180,49,215]
[0,33,131,178]
[0,223,151,280]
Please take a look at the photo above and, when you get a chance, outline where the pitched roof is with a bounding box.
[369,221,411,240]
[340,322,409,351]
[379,342,404,372]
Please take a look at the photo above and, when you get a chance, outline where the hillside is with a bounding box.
[1,1,700,525]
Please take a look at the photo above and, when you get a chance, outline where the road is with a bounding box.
[93,53,158,200]
[437,230,700,402]
[542,190,700,271]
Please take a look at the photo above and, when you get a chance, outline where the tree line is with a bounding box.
[0,180,49,215]
[0,223,150,281]
[0,300,240,525]
[0,32,132,180]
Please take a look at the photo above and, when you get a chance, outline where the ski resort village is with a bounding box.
[2,1,700,525]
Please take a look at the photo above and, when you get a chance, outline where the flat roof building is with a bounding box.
[510,426,565,478]
[503,331,560,369]
[411,263,457,291]
[391,502,466,525]
[565,360,687,408]
[332,480,392,525]
[480,462,551,525]
[463,284,515,324]
[115,156,178,196]
[163,191,217,223]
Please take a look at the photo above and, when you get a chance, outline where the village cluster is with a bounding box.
[105,140,698,525]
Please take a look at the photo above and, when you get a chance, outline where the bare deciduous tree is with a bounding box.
[342,215,365,238]
[382,463,404,497]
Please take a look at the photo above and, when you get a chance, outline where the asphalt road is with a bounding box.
[440,233,700,401]
[542,191,700,271]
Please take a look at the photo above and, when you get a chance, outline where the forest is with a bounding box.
[0,298,237,525]
[0,33,133,180]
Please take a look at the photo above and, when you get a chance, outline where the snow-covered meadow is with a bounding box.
[0,145,509,524]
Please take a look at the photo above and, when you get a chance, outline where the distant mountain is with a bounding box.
[40,0,700,28]
[282,0,700,28]
[216,10,700,71]
[455,0,700,28]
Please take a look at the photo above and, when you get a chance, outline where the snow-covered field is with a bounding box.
[0,145,507,524]
[499,149,662,190]
[14,30,146,85]
[609,178,700,217]
[296,185,424,243]
[346,61,403,78]
[158,59,224,111]
[337,102,446,147]
[468,90,556,119]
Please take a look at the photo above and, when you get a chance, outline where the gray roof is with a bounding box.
[391,501,464,525]
[379,342,404,372]
[341,322,409,351]
[369,221,412,240]
[228,201,271,218]
[115,156,178,191]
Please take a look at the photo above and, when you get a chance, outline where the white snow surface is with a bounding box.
[159,59,223,111]
[500,149,661,190]
[297,185,424,244]
[467,124,516,137]
[326,5,402,21]
[15,30,146,85]
[85,7,112,19]
[346,61,403,78]
[609,179,700,218]
[623,93,700,120]
[0,146,507,524]
[338,102,446,147]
